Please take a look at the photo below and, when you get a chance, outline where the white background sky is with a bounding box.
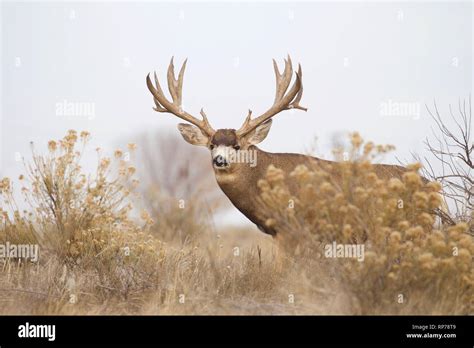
[1,0,473,224]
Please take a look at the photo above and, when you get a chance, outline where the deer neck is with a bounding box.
[213,146,267,212]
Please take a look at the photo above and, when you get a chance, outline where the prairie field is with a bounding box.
[0,128,472,315]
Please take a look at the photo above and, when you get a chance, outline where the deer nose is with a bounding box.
[213,155,228,167]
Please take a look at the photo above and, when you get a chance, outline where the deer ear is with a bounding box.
[177,123,209,146]
[246,119,273,145]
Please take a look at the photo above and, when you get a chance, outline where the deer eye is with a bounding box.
[234,145,240,150]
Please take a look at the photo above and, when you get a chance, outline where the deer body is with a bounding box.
[146,57,407,237]
[213,145,407,235]
[213,146,325,235]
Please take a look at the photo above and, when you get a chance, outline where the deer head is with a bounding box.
[146,56,307,172]
[146,57,412,239]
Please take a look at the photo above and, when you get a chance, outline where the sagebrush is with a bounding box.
[0,130,472,314]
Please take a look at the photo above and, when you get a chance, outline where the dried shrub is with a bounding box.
[417,99,473,231]
[0,131,284,314]
[0,131,160,280]
[257,133,474,314]
[0,130,472,315]
[131,131,228,244]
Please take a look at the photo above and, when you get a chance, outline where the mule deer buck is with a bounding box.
[146,57,408,236]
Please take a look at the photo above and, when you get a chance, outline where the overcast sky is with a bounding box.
[1,0,472,224]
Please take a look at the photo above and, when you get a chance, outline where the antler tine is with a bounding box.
[291,64,307,111]
[167,57,188,105]
[146,58,215,136]
[200,107,214,131]
[237,56,307,137]
[177,58,187,106]
[239,109,253,131]
[151,72,167,112]
[273,55,293,103]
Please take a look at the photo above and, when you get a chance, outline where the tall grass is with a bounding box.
[0,130,472,314]
[258,133,474,314]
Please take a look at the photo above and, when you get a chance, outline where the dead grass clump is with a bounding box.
[258,133,474,314]
[1,130,472,315]
[0,131,293,314]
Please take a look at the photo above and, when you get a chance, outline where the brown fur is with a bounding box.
[147,58,412,238]
[214,145,407,236]
[211,129,238,147]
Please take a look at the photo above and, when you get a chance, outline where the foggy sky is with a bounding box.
[1,1,472,225]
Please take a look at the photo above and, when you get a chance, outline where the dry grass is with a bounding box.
[258,133,474,314]
[0,130,472,315]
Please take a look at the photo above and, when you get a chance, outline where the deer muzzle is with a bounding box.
[213,155,229,168]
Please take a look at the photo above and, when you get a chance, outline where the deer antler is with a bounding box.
[146,57,215,136]
[237,55,307,137]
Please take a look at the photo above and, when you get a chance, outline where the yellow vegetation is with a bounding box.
[0,131,472,314]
